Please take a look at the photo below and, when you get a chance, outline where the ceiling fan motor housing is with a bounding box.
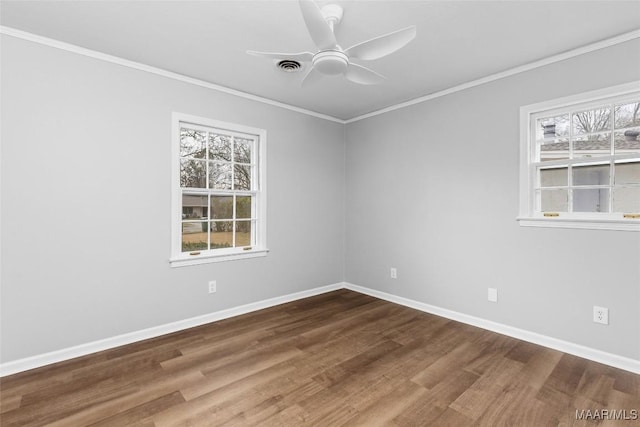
[312,51,348,75]
[246,1,416,85]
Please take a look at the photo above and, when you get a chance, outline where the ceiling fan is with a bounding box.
[247,0,416,86]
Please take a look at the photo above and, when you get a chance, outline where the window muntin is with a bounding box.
[520,83,640,230]
[171,114,266,265]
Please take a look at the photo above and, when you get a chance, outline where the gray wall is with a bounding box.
[2,33,639,366]
[345,39,640,360]
[0,36,345,362]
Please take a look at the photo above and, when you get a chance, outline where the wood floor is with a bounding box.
[1,290,639,426]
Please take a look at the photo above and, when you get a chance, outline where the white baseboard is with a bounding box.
[0,282,345,377]
[343,283,640,375]
[3,281,638,377]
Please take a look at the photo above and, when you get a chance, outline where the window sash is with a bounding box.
[181,192,257,252]
[518,82,640,231]
[171,113,267,265]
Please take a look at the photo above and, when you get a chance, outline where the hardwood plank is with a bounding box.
[343,380,428,426]
[464,332,520,376]
[611,366,640,395]
[537,353,590,410]
[474,384,557,426]
[449,356,525,421]
[151,362,297,426]
[244,373,325,414]
[88,391,185,426]
[221,395,285,426]
[411,340,484,389]
[260,404,313,427]
[311,339,402,388]
[576,371,616,406]
[45,370,207,427]
[431,406,476,426]
[394,369,481,425]
[2,376,140,426]
[514,346,564,392]
[180,347,303,401]
[505,340,548,364]
[0,394,21,414]
[159,327,274,371]
[599,389,640,427]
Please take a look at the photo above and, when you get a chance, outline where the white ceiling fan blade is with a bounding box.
[301,67,323,87]
[299,0,337,50]
[247,50,314,62]
[344,63,386,85]
[344,26,417,61]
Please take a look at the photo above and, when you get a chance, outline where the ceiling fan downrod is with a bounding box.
[320,4,343,32]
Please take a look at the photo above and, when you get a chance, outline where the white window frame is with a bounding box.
[170,113,267,267]
[518,81,640,231]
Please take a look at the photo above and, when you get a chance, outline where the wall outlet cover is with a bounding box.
[593,306,608,325]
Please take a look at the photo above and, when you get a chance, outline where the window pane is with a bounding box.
[540,167,567,187]
[614,102,640,129]
[614,129,640,155]
[573,133,610,159]
[235,221,252,247]
[182,222,208,252]
[182,195,208,219]
[572,164,610,186]
[180,128,206,159]
[573,108,611,135]
[208,133,231,161]
[536,115,569,140]
[211,221,233,249]
[209,162,232,190]
[234,137,252,164]
[539,189,568,212]
[234,164,251,190]
[211,195,233,219]
[539,139,569,162]
[180,159,206,188]
[615,161,640,185]
[236,196,252,219]
[573,189,609,213]
[613,187,640,212]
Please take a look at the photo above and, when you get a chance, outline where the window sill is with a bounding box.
[170,248,269,267]
[517,217,640,231]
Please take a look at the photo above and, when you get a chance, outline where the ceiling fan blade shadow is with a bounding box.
[301,67,323,87]
[344,26,416,61]
[247,50,314,62]
[299,0,337,50]
[344,63,386,85]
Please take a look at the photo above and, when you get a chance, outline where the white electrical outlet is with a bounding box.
[488,288,498,303]
[208,280,217,294]
[593,306,608,325]
[390,268,397,279]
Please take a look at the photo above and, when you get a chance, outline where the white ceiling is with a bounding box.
[2,0,639,120]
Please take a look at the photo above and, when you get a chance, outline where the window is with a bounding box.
[171,113,267,266]
[518,82,640,231]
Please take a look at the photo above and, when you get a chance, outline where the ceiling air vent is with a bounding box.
[276,60,302,73]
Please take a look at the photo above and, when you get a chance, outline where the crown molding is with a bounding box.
[2,26,639,125]
[0,26,346,124]
[345,28,640,123]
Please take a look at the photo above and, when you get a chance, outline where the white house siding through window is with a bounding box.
[535,99,640,214]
